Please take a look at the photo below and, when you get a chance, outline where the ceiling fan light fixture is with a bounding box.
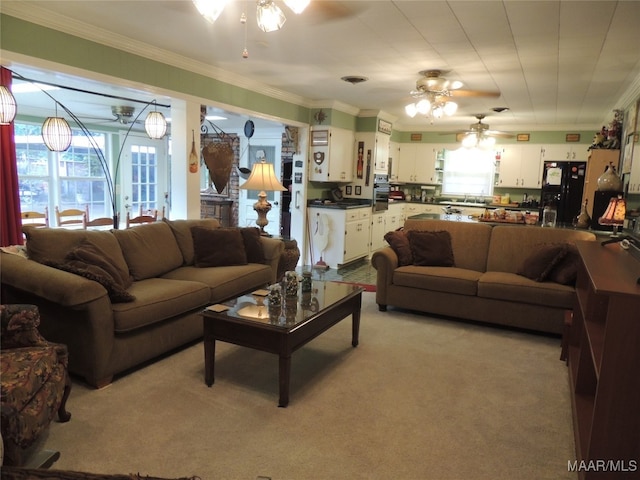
[405,103,418,118]
[42,116,72,152]
[257,0,286,32]
[0,85,17,125]
[283,0,310,14]
[443,101,458,116]
[432,105,444,119]
[192,0,229,24]
[416,99,431,115]
[145,110,167,139]
[479,136,495,148]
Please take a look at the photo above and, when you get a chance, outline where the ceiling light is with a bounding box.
[256,0,286,32]
[405,93,457,124]
[145,110,167,139]
[341,76,368,85]
[42,115,72,152]
[192,0,230,24]
[462,133,495,149]
[283,0,310,14]
[0,85,17,124]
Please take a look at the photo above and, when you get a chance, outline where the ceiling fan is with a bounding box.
[458,114,514,148]
[406,70,501,122]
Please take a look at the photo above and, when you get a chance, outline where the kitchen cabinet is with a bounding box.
[567,241,640,479]
[308,206,370,268]
[369,202,405,254]
[389,141,400,182]
[627,139,640,194]
[373,132,391,175]
[540,144,589,162]
[309,127,355,182]
[397,143,444,184]
[494,145,543,188]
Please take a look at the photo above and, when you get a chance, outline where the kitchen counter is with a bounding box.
[307,199,372,209]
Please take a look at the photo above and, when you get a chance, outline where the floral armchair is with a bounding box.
[1,304,71,466]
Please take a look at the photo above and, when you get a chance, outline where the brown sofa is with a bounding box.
[371,219,596,334]
[0,219,284,388]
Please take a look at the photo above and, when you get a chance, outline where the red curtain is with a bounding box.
[0,66,23,246]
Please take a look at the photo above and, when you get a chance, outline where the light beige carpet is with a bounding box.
[34,292,576,480]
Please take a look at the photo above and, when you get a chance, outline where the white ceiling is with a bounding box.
[3,0,640,134]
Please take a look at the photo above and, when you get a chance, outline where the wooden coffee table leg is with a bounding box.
[352,305,361,347]
[278,354,291,407]
[204,336,216,387]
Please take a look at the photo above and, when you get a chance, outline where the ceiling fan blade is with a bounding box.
[450,89,501,98]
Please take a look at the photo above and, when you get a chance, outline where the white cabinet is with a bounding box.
[629,155,640,194]
[397,143,444,184]
[308,206,370,268]
[389,141,400,182]
[370,212,387,252]
[309,127,355,182]
[374,132,391,175]
[540,144,589,162]
[494,145,543,188]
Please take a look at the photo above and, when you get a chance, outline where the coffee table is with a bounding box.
[201,281,363,407]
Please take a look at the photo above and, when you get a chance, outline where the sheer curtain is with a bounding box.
[0,66,23,246]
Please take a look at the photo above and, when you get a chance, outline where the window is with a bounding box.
[442,147,495,196]
[130,144,158,213]
[15,122,111,219]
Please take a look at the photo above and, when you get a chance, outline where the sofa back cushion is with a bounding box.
[23,227,130,283]
[486,226,596,273]
[113,222,184,280]
[403,219,493,272]
[163,218,221,265]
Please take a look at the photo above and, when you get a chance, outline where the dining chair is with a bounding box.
[82,212,116,230]
[55,206,89,228]
[125,209,158,228]
[21,207,49,228]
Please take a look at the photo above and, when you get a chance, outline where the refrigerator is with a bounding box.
[540,161,587,225]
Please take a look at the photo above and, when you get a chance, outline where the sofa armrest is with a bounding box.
[260,236,285,284]
[371,247,399,305]
[1,253,108,307]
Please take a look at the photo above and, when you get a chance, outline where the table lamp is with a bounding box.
[598,194,626,237]
[240,158,286,236]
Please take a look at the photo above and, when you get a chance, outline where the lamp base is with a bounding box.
[253,191,272,236]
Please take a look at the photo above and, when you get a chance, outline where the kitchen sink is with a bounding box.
[439,201,487,208]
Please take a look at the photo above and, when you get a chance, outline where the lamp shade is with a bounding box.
[42,116,72,151]
[192,0,229,23]
[257,0,286,32]
[145,110,167,139]
[240,160,286,191]
[0,85,17,125]
[283,0,310,14]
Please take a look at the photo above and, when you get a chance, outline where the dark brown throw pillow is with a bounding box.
[67,239,132,289]
[240,227,265,264]
[45,260,135,303]
[517,243,568,282]
[547,243,580,285]
[384,229,413,266]
[191,226,248,267]
[406,230,455,267]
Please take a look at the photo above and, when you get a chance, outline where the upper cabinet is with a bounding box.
[373,132,391,175]
[309,127,355,182]
[494,145,544,188]
[540,144,589,162]
[397,143,444,184]
[389,141,400,182]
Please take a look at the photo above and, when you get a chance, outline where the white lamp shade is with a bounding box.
[192,0,229,23]
[145,111,167,139]
[462,133,478,148]
[479,136,496,148]
[42,116,72,151]
[240,160,286,191]
[416,99,430,114]
[0,85,17,125]
[283,0,310,14]
[443,101,458,116]
[257,1,286,32]
[405,103,418,118]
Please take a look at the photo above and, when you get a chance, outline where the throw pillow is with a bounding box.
[406,230,455,267]
[45,260,135,303]
[163,218,221,265]
[516,243,568,282]
[383,229,413,266]
[191,226,248,267]
[68,239,132,289]
[240,227,265,264]
[547,243,580,285]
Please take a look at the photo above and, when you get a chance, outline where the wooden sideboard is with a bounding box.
[568,240,640,479]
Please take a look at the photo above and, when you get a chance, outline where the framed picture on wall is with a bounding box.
[345,186,352,195]
[355,186,362,196]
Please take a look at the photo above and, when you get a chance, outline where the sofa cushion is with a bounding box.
[191,227,248,267]
[113,222,184,280]
[516,243,568,282]
[163,218,221,265]
[162,264,272,303]
[23,227,129,282]
[240,227,265,264]
[111,278,210,332]
[406,230,454,267]
[393,265,482,296]
[547,244,580,285]
[478,271,575,309]
[384,230,413,266]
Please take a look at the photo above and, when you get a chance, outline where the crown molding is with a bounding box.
[1,6,315,109]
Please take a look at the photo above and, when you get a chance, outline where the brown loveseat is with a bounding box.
[371,219,596,334]
[0,219,284,388]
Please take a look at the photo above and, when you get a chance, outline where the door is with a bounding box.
[119,132,168,225]
[238,139,282,236]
